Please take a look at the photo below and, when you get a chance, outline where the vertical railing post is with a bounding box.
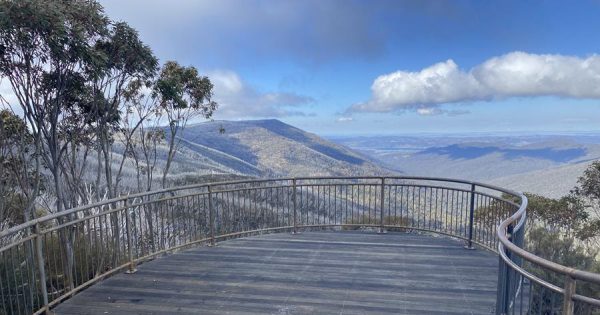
[33,223,49,314]
[465,183,476,249]
[495,256,508,315]
[378,177,386,234]
[562,275,576,315]
[496,224,513,315]
[208,185,216,246]
[124,196,137,274]
[292,178,298,234]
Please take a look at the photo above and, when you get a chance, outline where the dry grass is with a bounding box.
[342,214,412,231]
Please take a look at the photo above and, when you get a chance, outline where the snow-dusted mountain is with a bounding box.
[173,119,388,178]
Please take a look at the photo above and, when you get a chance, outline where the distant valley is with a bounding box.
[329,133,600,198]
[159,119,600,199]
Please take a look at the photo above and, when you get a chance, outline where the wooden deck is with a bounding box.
[54,231,499,315]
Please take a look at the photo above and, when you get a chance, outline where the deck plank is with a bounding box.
[54,231,498,315]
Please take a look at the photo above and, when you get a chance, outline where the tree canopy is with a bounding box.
[0,0,217,206]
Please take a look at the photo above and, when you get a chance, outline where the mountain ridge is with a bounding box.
[173,119,388,178]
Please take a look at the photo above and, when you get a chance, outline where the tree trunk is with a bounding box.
[161,134,176,189]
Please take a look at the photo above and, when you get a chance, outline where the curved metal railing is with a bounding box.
[497,193,600,314]
[0,176,597,315]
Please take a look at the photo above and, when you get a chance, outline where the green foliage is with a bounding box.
[473,196,513,228]
[83,21,159,129]
[0,0,219,199]
[525,193,588,235]
[0,0,113,207]
[579,220,600,242]
[0,1,221,314]
[0,191,26,224]
[484,185,600,313]
[0,110,38,225]
[154,61,218,189]
[155,61,216,116]
[574,161,600,201]
[91,22,157,80]
[525,227,600,314]
[485,192,589,239]
[527,227,598,271]
[572,160,600,242]
[0,110,29,145]
[0,0,109,69]
[516,161,600,313]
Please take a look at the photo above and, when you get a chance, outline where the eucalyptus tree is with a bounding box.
[154,61,217,188]
[0,0,111,291]
[121,78,165,193]
[75,25,158,269]
[0,0,218,290]
[86,22,158,199]
[0,0,109,213]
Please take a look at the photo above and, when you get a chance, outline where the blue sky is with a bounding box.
[99,0,600,136]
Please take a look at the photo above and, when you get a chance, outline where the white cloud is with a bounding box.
[474,52,600,98]
[208,70,315,118]
[415,106,470,116]
[336,116,354,122]
[2,70,313,119]
[351,52,600,113]
[416,107,439,116]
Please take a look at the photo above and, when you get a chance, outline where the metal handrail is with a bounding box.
[0,176,598,315]
[499,211,600,283]
[0,176,490,238]
[497,192,600,315]
[0,176,520,239]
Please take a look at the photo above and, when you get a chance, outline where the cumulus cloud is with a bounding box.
[351,52,600,113]
[208,70,315,118]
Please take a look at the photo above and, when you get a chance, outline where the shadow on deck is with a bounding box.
[54,231,498,315]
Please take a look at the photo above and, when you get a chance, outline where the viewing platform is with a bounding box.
[54,231,499,315]
[2,176,599,315]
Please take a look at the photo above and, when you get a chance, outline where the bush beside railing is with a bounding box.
[0,176,598,315]
[497,198,600,315]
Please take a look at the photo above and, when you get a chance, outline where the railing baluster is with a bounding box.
[496,224,513,315]
[562,275,576,315]
[208,185,216,247]
[292,178,298,234]
[466,183,476,250]
[378,177,386,234]
[124,196,137,274]
[33,223,49,314]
